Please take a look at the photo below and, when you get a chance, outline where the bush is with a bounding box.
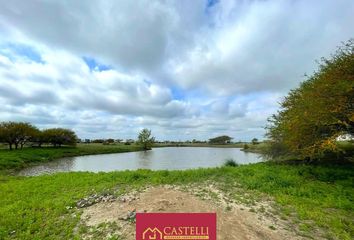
[224,159,239,167]
[243,144,249,150]
[266,40,354,160]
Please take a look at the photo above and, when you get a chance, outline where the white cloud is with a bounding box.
[0,0,207,73]
[0,47,195,119]
[0,0,353,140]
[171,0,354,94]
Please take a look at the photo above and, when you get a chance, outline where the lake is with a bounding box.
[18,147,263,176]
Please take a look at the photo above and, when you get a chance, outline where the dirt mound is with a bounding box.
[80,186,303,240]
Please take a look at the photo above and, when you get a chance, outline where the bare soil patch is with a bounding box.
[79,185,304,240]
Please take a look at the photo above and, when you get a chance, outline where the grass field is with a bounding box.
[0,163,353,239]
[0,142,353,239]
[0,143,144,172]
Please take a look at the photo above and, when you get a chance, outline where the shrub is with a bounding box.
[266,40,354,160]
[224,159,239,167]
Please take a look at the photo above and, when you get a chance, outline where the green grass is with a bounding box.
[241,142,270,153]
[0,143,144,172]
[0,163,353,239]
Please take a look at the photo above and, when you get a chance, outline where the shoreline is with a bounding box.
[0,143,145,174]
[1,144,251,174]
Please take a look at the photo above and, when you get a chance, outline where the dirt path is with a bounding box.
[79,185,304,240]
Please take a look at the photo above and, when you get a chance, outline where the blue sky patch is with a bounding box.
[83,56,111,71]
[144,79,152,86]
[171,86,185,100]
[207,0,219,8]
[0,43,44,63]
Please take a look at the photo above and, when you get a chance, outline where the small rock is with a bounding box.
[119,209,136,222]
[76,193,116,208]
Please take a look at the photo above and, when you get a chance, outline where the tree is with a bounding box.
[0,122,39,150]
[251,138,259,145]
[31,130,47,147]
[266,40,354,160]
[209,135,233,144]
[137,129,155,150]
[42,128,77,147]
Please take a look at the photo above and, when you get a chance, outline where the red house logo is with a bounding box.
[136,213,216,240]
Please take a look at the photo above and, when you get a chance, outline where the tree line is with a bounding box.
[209,135,233,144]
[266,39,354,160]
[0,122,77,150]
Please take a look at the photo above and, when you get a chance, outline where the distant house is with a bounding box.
[209,135,233,144]
[337,134,354,141]
[125,139,135,144]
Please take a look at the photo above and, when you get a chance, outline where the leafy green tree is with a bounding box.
[251,138,259,145]
[31,130,47,147]
[42,128,77,147]
[209,135,233,144]
[137,128,155,150]
[266,40,354,160]
[0,122,39,150]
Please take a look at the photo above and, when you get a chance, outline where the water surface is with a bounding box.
[18,147,262,176]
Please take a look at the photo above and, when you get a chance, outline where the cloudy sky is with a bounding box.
[0,0,353,141]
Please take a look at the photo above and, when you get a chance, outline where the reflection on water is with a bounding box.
[19,158,75,176]
[137,151,153,169]
[18,147,263,176]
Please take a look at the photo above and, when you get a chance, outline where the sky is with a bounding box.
[0,0,353,141]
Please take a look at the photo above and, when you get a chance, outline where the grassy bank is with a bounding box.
[0,144,144,172]
[0,162,353,239]
[242,142,269,153]
[242,141,354,161]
